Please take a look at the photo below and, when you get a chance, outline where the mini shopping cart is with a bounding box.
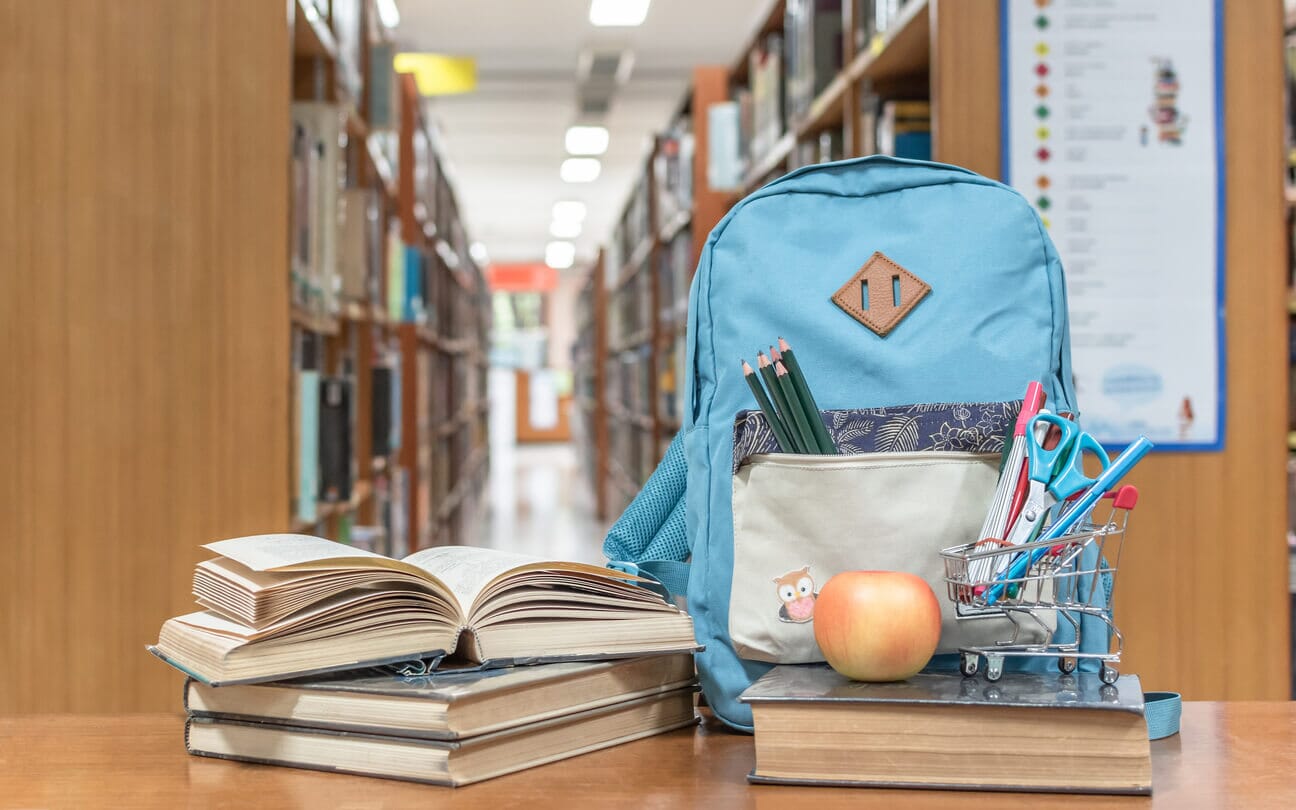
[939,485,1139,685]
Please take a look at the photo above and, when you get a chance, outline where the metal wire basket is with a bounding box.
[940,486,1138,683]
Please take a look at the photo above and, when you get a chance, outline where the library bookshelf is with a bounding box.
[0,0,487,713]
[572,0,1290,702]
[289,4,490,555]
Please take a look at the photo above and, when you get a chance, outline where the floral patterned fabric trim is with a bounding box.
[732,400,1022,472]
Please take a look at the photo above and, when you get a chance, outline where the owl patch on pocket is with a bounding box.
[774,566,818,624]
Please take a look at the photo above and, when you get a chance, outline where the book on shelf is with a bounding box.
[385,222,405,321]
[184,653,696,740]
[290,102,346,319]
[389,467,409,557]
[654,126,695,229]
[368,40,398,131]
[318,375,354,503]
[294,333,321,524]
[290,121,315,309]
[785,1,844,123]
[740,665,1152,795]
[707,100,744,191]
[371,363,395,458]
[338,188,377,304]
[401,244,425,322]
[149,534,697,686]
[876,99,931,160]
[184,687,698,787]
[859,0,905,47]
[748,32,786,164]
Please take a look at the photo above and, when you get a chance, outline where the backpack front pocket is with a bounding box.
[729,451,1054,664]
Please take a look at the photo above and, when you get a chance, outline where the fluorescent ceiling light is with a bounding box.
[545,241,576,270]
[376,0,400,28]
[560,158,601,183]
[550,219,582,239]
[565,125,609,156]
[552,201,587,222]
[590,0,650,27]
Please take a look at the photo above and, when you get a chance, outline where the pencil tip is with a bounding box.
[741,359,753,374]
[775,361,788,375]
[778,336,790,351]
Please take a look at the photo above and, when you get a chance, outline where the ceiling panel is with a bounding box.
[392,0,771,266]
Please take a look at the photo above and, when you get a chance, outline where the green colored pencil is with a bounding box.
[742,360,795,452]
[777,338,837,454]
[775,360,820,454]
[759,352,804,452]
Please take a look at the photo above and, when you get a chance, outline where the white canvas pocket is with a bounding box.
[729,451,1055,664]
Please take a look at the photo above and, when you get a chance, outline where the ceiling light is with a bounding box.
[565,125,609,156]
[469,242,489,265]
[560,158,601,183]
[376,0,400,28]
[590,0,650,27]
[550,219,582,239]
[545,241,576,270]
[552,201,587,222]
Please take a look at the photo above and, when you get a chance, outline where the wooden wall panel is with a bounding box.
[933,0,1289,698]
[931,0,1002,178]
[0,1,289,713]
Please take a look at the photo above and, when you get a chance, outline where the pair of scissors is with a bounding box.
[1002,413,1109,549]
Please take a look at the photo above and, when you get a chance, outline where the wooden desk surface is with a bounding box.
[1,703,1292,808]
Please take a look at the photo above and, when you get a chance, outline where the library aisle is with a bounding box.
[482,442,609,566]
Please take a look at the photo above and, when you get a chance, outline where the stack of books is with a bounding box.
[151,534,700,786]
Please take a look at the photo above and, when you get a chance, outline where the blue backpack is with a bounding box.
[605,156,1095,731]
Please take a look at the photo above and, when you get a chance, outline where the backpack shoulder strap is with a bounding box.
[603,431,691,600]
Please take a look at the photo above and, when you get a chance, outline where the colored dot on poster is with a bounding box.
[1035,42,1050,57]
[1035,105,1050,119]
[1035,15,1049,29]
[1037,175,1051,189]
[1035,63,1049,77]
[1041,216,1052,229]
[1036,126,1050,140]
[1036,147,1051,162]
[1036,196,1051,210]
[1036,84,1050,98]
[1035,0,1051,8]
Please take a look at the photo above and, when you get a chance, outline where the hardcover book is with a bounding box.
[740,665,1152,795]
[150,534,696,686]
[318,376,353,502]
[185,688,698,787]
[185,654,696,740]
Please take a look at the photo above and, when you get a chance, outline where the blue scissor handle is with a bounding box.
[1024,413,1078,484]
[1048,430,1109,501]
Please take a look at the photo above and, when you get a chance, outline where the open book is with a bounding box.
[150,534,696,685]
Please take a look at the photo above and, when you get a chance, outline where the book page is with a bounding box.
[206,534,424,578]
[402,547,546,610]
[402,547,650,617]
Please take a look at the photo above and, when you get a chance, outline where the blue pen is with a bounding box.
[984,436,1154,605]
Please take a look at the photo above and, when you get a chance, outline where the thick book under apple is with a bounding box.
[150,534,695,686]
[740,665,1152,795]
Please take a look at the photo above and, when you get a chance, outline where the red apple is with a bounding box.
[813,570,941,682]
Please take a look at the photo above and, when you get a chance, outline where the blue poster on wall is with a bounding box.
[1001,0,1225,450]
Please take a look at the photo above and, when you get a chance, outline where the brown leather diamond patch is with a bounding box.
[831,251,931,337]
